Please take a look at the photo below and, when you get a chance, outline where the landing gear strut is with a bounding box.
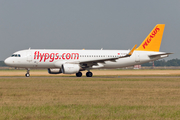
[76,72,82,77]
[25,69,30,77]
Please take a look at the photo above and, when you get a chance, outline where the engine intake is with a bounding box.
[48,68,62,74]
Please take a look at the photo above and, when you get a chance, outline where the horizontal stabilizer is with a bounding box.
[149,53,173,58]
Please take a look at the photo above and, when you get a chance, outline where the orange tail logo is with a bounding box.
[136,24,165,52]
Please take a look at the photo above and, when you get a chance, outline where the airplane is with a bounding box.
[4,24,172,77]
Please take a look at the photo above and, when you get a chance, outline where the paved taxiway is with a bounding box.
[1,76,180,79]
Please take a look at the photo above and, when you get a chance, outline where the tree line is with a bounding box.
[0,61,7,66]
[1,59,180,67]
[142,59,180,66]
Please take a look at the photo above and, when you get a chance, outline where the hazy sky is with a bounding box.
[0,0,180,60]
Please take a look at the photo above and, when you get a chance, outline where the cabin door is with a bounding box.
[26,51,32,63]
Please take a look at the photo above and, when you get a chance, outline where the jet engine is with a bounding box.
[62,64,80,74]
[48,68,62,74]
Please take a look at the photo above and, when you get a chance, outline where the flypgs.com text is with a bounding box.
[34,51,79,62]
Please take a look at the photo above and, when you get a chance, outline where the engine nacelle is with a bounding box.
[62,64,80,74]
[48,68,62,74]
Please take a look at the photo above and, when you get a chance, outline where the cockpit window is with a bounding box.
[11,54,21,57]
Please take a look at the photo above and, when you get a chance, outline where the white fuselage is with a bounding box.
[4,49,167,69]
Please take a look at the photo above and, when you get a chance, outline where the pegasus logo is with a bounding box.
[142,26,160,49]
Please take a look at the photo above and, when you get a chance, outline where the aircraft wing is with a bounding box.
[81,44,137,63]
[66,44,137,66]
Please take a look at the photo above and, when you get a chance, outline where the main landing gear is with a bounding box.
[76,71,93,77]
[86,71,93,77]
[76,72,82,77]
[25,68,30,77]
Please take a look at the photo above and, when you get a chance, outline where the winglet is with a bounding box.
[127,44,137,56]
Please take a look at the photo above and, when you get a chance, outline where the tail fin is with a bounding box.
[135,24,165,52]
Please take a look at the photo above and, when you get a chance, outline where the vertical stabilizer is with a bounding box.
[136,24,165,52]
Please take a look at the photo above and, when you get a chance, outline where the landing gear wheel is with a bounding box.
[76,72,82,77]
[25,68,30,77]
[25,73,30,77]
[86,72,93,77]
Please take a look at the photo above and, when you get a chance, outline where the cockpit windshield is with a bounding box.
[11,54,21,57]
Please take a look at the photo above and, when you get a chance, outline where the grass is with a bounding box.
[0,77,180,119]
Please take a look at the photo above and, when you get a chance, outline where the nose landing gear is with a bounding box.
[25,69,30,77]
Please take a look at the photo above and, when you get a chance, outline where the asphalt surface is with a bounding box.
[0,76,180,79]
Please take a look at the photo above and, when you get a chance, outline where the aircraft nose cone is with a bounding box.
[4,58,12,66]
